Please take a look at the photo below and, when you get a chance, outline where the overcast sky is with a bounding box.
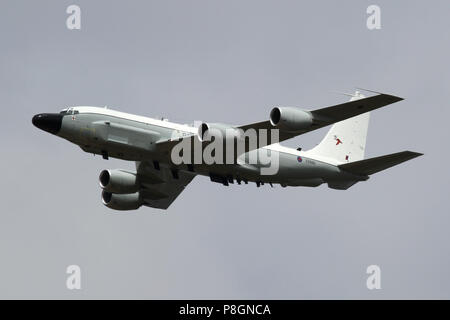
[0,0,449,299]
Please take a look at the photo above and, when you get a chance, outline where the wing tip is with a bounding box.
[405,151,424,158]
[355,87,404,102]
[387,94,404,103]
[377,93,404,103]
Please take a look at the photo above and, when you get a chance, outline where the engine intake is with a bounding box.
[101,190,142,211]
[99,169,139,194]
[197,122,241,142]
[269,107,313,132]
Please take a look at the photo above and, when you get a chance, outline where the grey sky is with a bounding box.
[0,0,449,299]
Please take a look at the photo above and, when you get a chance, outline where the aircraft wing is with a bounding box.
[135,161,196,209]
[238,93,403,147]
[154,93,403,157]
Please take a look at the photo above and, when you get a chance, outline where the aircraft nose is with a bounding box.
[32,113,63,134]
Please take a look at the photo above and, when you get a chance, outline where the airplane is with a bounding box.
[32,90,422,211]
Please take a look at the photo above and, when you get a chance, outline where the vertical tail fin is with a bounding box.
[305,91,370,163]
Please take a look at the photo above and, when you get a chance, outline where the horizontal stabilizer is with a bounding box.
[338,151,423,176]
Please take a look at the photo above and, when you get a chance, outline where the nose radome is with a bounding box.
[32,113,63,134]
[31,114,42,127]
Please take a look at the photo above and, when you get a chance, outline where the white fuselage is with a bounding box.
[52,106,360,188]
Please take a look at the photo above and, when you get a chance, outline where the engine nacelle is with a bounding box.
[197,122,241,142]
[269,107,313,132]
[99,169,139,194]
[101,190,142,211]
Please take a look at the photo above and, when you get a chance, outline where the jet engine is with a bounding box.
[99,169,139,194]
[197,122,242,142]
[101,190,142,211]
[269,107,313,132]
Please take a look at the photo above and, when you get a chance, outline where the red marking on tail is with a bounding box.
[334,135,343,145]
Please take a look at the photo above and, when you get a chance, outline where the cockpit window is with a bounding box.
[59,108,76,115]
